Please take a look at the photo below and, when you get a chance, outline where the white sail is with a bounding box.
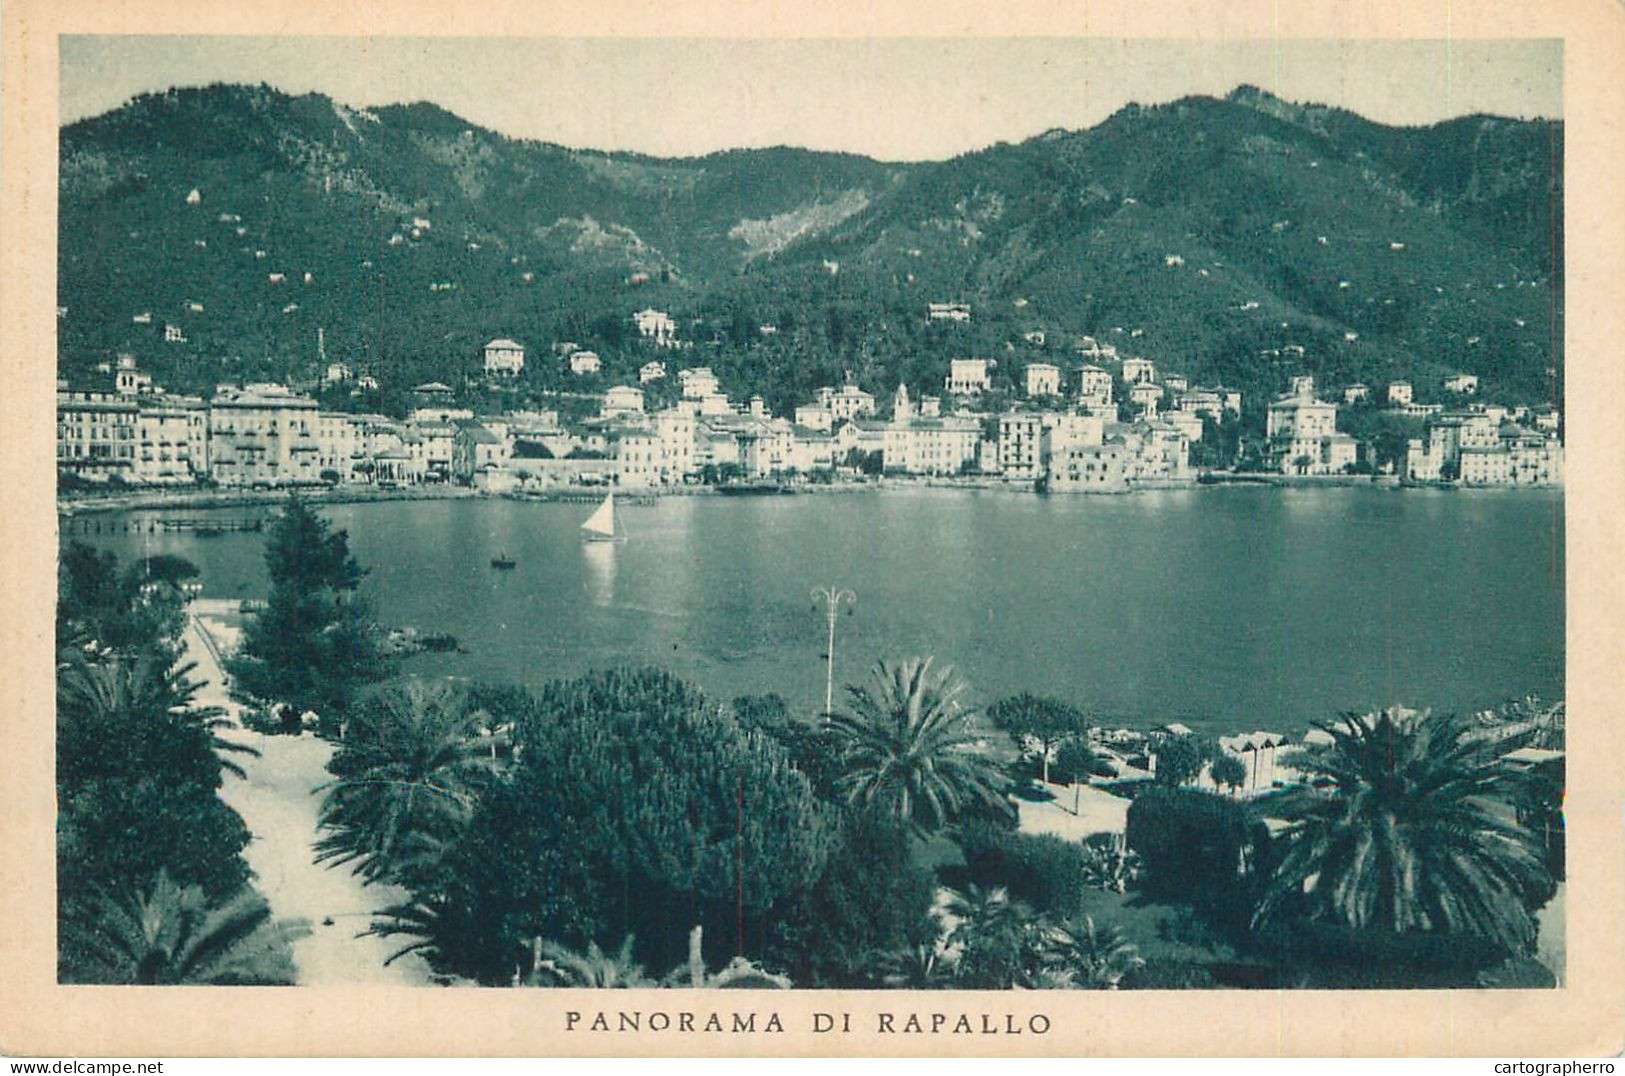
[581,492,617,538]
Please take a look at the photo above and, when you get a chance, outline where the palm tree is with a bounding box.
[827,657,1008,834]
[59,872,307,985]
[941,884,1045,988]
[1040,915,1145,989]
[1256,708,1554,955]
[526,935,654,988]
[57,648,257,782]
[316,680,497,885]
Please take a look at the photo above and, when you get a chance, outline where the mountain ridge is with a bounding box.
[58,82,1563,420]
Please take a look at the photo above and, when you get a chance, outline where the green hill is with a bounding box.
[58,82,1561,419]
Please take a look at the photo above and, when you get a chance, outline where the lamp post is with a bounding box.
[811,585,855,722]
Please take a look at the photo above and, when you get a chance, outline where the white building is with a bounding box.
[602,385,646,416]
[570,350,602,376]
[945,358,994,395]
[640,361,667,384]
[1267,390,1352,475]
[795,404,834,432]
[1344,383,1369,405]
[208,384,322,487]
[829,383,877,422]
[1121,357,1157,384]
[1443,373,1480,396]
[998,413,1043,481]
[483,338,525,378]
[1078,365,1114,411]
[633,309,679,347]
[1025,362,1061,398]
[679,367,721,399]
[1386,381,1414,407]
[927,302,971,322]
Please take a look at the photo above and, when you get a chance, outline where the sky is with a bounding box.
[59,36,1562,161]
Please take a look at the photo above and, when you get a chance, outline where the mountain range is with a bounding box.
[58,82,1563,418]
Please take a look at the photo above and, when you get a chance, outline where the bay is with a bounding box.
[69,486,1565,737]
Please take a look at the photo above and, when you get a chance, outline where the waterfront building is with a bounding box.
[1266,386,1351,475]
[1043,433,1131,492]
[483,338,525,378]
[602,385,646,416]
[207,384,321,487]
[612,426,661,489]
[1025,362,1061,398]
[881,414,981,476]
[789,426,837,472]
[57,385,138,483]
[651,408,696,485]
[451,420,514,490]
[998,413,1043,481]
[133,396,199,485]
[410,420,457,482]
[946,358,994,396]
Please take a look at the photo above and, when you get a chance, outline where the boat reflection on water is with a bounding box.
[582,539,618,607]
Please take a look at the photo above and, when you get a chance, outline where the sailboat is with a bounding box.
[580,491,626,543]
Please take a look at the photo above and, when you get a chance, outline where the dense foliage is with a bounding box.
[55,545,299,984]
[228,495,390,723]
[1254,709,1556,958]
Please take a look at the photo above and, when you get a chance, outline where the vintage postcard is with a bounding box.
[2,0,1623,1059]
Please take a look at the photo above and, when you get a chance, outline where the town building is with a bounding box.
[57,385,138,483]
[1443,373,1480,395]
[451,420,514,490]
[1025,362,1061,398]
[945,358,994,395]
[998,413,1043,481]
[1344,383,1369,405]
[1386,381,1414,407]
[633,309,679,347]
[795,404,834,432]
[207,384,322,487]
[1266,382,1351,475]
[602,385,646,416]
[612,426,661,489]
[640,361,667,384]
[829,383,877,422]
[651,408,696,485]
[1121,357,1157,384]
[1129,382,1163,417]
[1078,365,1115,411]
[679,367,721,399]
[569,350,602,376]
[927,302,971,322]
[483,338,525,378]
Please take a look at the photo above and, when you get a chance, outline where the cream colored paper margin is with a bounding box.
[3,0,1621,1058]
